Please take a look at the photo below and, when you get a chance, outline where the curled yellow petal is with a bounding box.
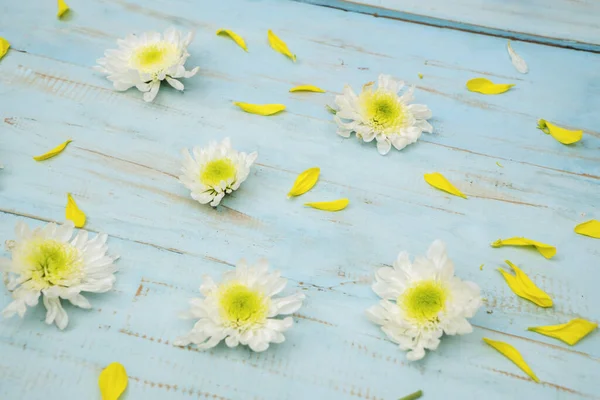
[288,167,320,197]
[424,172,467,199]
[66,193,86,228]
[234,102,285,116]
[98,362,128,400]
[305,198,349,212]
[57,0,70,18]
[268,30,296,62]
[466,78,514,94]
[483,338,539,382]
[0,37,10,60]
[490,237,556,259]
[528,318,598,346]
[537,119,582,145]
[33,140,72,161]
[216,29,247,52]
[574,220,600,239]
[289,85,325,93]
[498,260,552,308]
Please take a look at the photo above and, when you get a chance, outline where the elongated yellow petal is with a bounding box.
[466,78,514,95]
[216,29,247,52]
[98,362,128,400]
[289,85,325,93]
[424,172,467,199]
[537,119,582,145]
[0,37,10,60]
[268,30,296,62]
[234,102,285,116]
[33,140,72,161]
[490,237,556,259]
[528,318,597,346]
[57,0,70,18]
[288,167,320,197]
[574,220,600,239]
[305,198,349,211]
[498,260,552,308]
[483,338,539,382]
[66,193,86,228]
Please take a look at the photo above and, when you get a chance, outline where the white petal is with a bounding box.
[407,104,432,119]
[376,137,391,155]
[166,77,184,91]
[143,82,161,102]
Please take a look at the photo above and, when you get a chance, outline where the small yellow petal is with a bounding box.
[483,338,539,382]
[490,237,556,259]
[288,167,320,197]
[418,73,423,79]
[57,0,70,18]
[66,193,86,228]
[498,260,552,308]
[33,140,72,161]
[305,198,349,212]
[98,362,128,400]
[466,78,515,95]
[537,119,583,145]
[268,30,296,62]
[216,29,248,52]
[479,264,484,271]
[574,220,600,239]
[528,318,598,346]
[234,102,285,116]
[496,161,503,168]
[289,85,325,93]
[424,172,467,199]
[0,37,10,60]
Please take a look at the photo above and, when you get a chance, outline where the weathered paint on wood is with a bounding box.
[0,0,599,399]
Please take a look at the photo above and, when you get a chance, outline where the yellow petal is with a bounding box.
[268,30,296,62]
[234,102,285,116]
[288,167,320,197]
[66,193,86,228]
[483,338,539,382]
[498,260,552,308]
[216,29,247,52]
[496,161,503,168]
[418,73,423,79]
[537,119,583,145]
[305,198,349,212]
[574,220,600,239]
[490,237,556,259]
[466,78,515,94]
[57,0,70,18]
[98,362,128,400]
[33,140,72,161]
[528,318,598,346]
[0,37,10,60]
[289,85,325,93]
[424,172,467,199]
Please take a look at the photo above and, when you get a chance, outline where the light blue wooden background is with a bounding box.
[1,0,599,399]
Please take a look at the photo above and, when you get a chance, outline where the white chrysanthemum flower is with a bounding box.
[334,74,433,155]
[179,138,257,207]
[175,259,305,352]
[366,240,481,361]
[95,27,199,102]
[1,221,118,330]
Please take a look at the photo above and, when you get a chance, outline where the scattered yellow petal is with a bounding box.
[537,119,582,145]
[490,237,556,259]
[289,85,325,93]
[57,0,70,18]
[483,338,539,382]
[233,102,285,116]
[33,140,72,161]
[98,362,128,400]
[267,30,296,62]
[528,318,598,346]
[496,161,503,168]
[288,167,320,197]
[216,29,247,52]
[66,193,86,228]
[325,105,337,115]
[479,264,484,271]
[574,220,600,239]
[466,78,514,95]
[418,73,423,79]
[0,37,10,60]
[498,260,552,308]
[305,198,349,212]
[424,172,467,199]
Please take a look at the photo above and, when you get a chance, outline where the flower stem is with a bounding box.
[399,390,423,400]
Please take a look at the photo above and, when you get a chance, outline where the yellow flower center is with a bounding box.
[218,283,269,328]
[200,159,237,187]
[22,239,82,288]
[131,42,178,74]
[360,90,405,133]
[401,280,448,323]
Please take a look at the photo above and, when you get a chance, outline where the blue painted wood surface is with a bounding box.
[1,0,599,399]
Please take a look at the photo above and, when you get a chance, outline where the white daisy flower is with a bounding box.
[334,74,433,155]
[95,27,199,102]
[366,240,481,361]
[179,138,258,207]
[1,220,118,330]
[175,259,305,352]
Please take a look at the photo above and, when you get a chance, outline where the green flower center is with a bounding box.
[131,42,178,74]
[361,90,405,132]
[24,239,81,287]
[401,280,448,323]
[200,158,237,187]
[218,283,269,327]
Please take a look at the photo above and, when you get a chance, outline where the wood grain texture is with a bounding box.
[0,0,599,399]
